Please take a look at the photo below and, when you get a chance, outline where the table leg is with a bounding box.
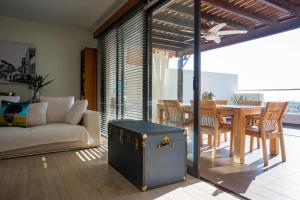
[233,110,246,164]
[157,106,164,124]
[270,138,279,155]
[208,135,212,148]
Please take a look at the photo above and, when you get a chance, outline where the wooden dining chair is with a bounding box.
[163,100,192,131]
[157,99,167,124]
[199,101,232,158]
[213,100,229,144]
[194,100,230,147]
[237,100,262,152]
[245,102,288,166]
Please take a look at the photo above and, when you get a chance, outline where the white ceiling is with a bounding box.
[0,0,127,30]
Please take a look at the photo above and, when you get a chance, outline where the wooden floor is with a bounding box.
[200,125,300,200]
[0,138,237,200]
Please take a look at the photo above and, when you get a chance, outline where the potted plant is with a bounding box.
[202,91,215,100]
[231,95,248,105]
[28,74,54,102]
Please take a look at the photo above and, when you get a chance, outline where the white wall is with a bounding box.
[161,69,238,103]
[201,71,238,101]
[0,16,97,101]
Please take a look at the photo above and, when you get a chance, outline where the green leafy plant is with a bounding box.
[202,91,215,100]
[28,74,54,101]
[231,95,248,105]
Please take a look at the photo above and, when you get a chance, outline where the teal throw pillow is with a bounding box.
[0,100,30,127]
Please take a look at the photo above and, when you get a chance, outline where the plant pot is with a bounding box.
[31,90,40,103]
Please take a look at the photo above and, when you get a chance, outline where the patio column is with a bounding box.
[177,56,184,103]
[177,55,190,102]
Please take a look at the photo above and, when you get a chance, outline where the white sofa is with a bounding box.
[0,110,100,159]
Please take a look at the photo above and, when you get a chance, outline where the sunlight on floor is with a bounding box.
[41,156,48,168]
[199,127,300,200]
[152,181,228,200]
[154,187,185,200]
[75,146,107,162]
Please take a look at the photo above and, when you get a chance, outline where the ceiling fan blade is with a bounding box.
[213,36,221,44]
[209,23,226,33]
[217,30,248,36]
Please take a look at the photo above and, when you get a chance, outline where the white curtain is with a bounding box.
[152,50,169,122]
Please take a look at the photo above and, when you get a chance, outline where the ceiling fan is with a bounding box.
[181,23,247,44]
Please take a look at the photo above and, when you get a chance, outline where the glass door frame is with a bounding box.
[144,0,201,177]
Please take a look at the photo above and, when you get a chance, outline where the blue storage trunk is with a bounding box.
[108,120,187,191]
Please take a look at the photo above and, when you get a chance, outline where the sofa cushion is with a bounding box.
[0,100,30,127]
[28,102,48,127]
[65,100,88,125]
[0,123,89,152]
[0,96,20,107]
[40,96,74,123]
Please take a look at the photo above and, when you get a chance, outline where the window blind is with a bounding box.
[99,29,117,135]
[99,9,145,136]
[119,11,144,120]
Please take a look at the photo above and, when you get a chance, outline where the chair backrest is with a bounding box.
[237,100,262,106]
[213,100,228,105]
[163,100,184,123]
[262,102,288,121]
[200,101,219,128]
[158,99,164,104]
[261,102,288,131]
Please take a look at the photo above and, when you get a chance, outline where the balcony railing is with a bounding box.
[237,88,300,114]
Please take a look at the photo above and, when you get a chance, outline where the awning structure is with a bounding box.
[151,0,300,55]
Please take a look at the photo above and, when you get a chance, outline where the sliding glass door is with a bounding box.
[98,0,201,176]
[148,0,200,175]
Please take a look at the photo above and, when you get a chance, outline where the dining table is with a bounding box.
[157,103,280,164]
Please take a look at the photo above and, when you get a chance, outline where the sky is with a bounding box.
[169,27,300,101]
[201,27,300,90]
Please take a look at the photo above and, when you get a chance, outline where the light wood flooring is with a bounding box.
[0,138,237,200]
[200,125,300,200]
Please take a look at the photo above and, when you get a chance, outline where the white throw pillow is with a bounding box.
[0,96,20,107]
[65,100,88,125]
[28,102,48,126]
[40,96,74,123]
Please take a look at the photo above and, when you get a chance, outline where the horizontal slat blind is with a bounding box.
[119,11,144,120]
[99,9,145,135]
[100,29,117,135]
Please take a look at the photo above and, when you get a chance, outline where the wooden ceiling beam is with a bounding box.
[256,0,300,16]
[152,37,193,49]
[202,0,276,25]
[201,17,300,51]
[152,0,177,15]
[166,3,251,30]
[154,13,194,29]
[201,12,251,30]
[152,31,191,42]
[152,43,183,52]
[152,23,194,38]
